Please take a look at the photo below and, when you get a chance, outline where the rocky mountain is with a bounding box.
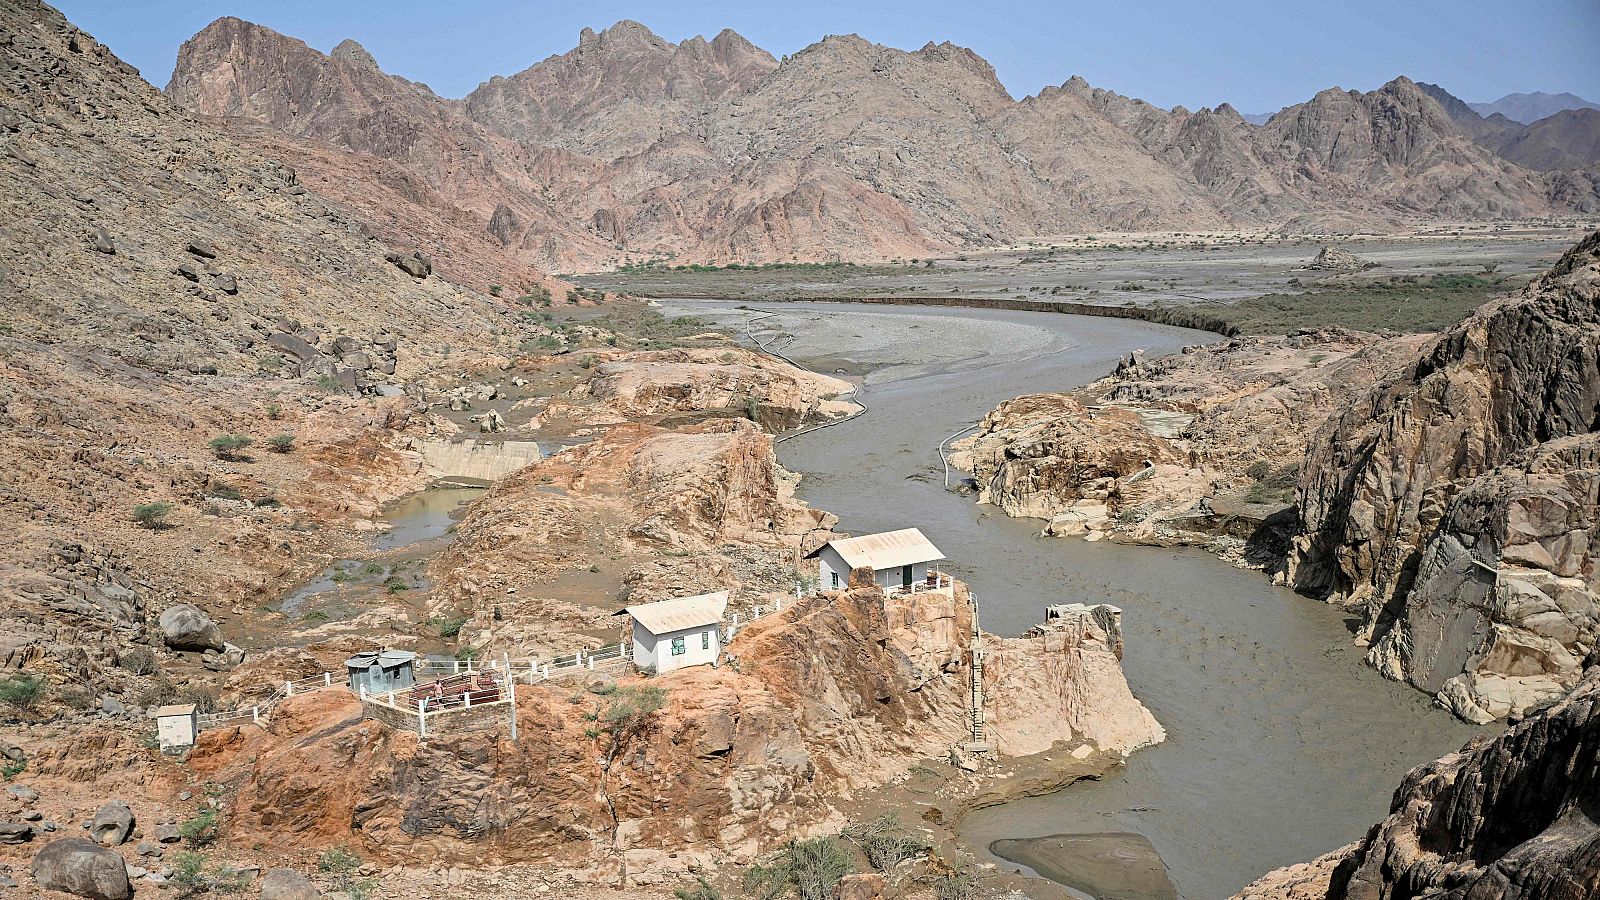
[165,19,1600,271]
[1471,90,1600,125]
[1288,231,1600,723]
[1238,662,1600,900]
[1418,82,1600,172]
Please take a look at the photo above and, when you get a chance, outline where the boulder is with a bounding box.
[1302,245,1368,270]
[267,331,318,364]
[89,227,114,254]
[7,784,39,802]
[153,823,180,844]
[260,867,322,900]
[31,837,132,900]
[175,262,200,282]
[186,239,218,259]
[0,820,32,843]
[214,273,238,294]
[385,250,431,279]
[158,603,223,652]
[89,802,133,847]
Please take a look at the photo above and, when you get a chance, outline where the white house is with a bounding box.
[622,591,728,675]
[154,703,198,752]
[806,528,950,596]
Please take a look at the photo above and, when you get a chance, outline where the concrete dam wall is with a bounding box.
[416,439,541,483]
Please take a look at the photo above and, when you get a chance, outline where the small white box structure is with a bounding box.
[806,527,948,595]
[154,703,198,751]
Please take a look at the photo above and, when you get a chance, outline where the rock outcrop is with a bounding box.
[30,837,131,900]
[190,581,1159,867]
[1302,246,1370,271]
[1237,664,1600,900]
[1289,232,1600,721]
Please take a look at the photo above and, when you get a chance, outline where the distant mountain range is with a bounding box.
[164,19,1600,272]
[1468,91,1600,125]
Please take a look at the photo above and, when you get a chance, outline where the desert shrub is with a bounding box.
[314,374,341,393]
[745,836,853,900]
[319,846,377,899]
[180,808,221,847]
[169,850,250,898]
[933,871,978,900]
[1,753,24,780]
[119,646,157,675]
[0,675,47,710]
[489,284,502,297]
[133,501,173,528]
[674,876,725,900]
[206,482,242,501]
[842,815,929,871]
[302,610,330,623]
[208,435,253,461]
[432,616,466,638]
[384,576,408,594]
[265,433,295,453]
[176,684,218,714]
[265,402,282,420]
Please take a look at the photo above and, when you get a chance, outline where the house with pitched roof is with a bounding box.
[621,590,729,675]
[805,527,951,597]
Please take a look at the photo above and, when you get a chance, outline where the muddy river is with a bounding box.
[663,300,1479,900]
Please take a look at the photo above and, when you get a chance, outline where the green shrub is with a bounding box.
[489,284,503,297]
[2,754,24,780]
[933,871,977,900]
[265,402,282,420]
[314,374,341,393]
[319,846,377,899]
[179,807,221,847]
[745,836,853,900]
[265,433,295,453]
[0,675,47,710]
[302,610,330,623]
[206,482,242,501]
[432,616,466,638]
[208,435,253,461]
[384,576,408,594]
[133,501,173,528]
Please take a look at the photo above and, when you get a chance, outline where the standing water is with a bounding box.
[663,300,1479,900]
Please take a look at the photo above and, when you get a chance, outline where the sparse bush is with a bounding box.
[133,501,173,528]
[579,355,596,369]
[119,646,157,676]
[933,871,978,900]
[675,876,725,900]
[314,374,341,393]
[0,675,47,710]
[206,482,242,501]
[842,815,928,871]
[1,753,24,780]
[489,284,503,297]
[253,495,281,509]
[265,433,295,453]
[265,402,282,420]
[432,616,466,638]
[179,807,221,847]
[745,836,853,900]
[208,435,253,461]
[384,576,408,594]
[302,610,330,623]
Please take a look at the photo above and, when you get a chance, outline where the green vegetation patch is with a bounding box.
[1212,274,1515,335]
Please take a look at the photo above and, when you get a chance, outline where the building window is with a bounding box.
[702,631,711,650]
[831,571,840,589]
[671,635,686,656]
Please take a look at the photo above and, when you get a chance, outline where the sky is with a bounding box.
[54,0,1600,113]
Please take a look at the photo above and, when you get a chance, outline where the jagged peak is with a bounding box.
[330,39,378,68]
[579,19,669,51]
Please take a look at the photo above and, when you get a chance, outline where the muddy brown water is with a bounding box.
[662,300,1479,900]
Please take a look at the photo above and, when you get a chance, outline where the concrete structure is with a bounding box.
[154,704,197,751]
[416,439,541,483]
[622,591,728,675]
[345,649,417,695]
[807,527,948,595]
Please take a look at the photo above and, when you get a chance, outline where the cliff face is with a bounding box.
[1289,232,1600,721]
[1239,664,1600,900]
[189,585,1160,871]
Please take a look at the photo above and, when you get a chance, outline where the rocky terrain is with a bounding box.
[164,17,1600,271]
[1288,232,1600,723]
[1419,82,1600,174]
[952,327,1431,564]
[1237,661,1600,900]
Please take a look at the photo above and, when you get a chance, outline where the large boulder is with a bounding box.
[31,837,132,900]
[159,603,224,652]
[0,820,32,843]
[260,868,322,899]
[89,802,133,847]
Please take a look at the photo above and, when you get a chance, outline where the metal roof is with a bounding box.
[344,649,417,670]
[625,590,729,635]
[154,704,196,717]
[810,527,944,571]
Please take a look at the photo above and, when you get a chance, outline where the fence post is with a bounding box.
[324,672,332,687]
[251,706,259,725]
[284,681,293,697]
[359,686,367,700]
[389,691,396,706]
[418,697,427,739]
[506,658,518,744]
[542,663,550,678]
[776,597,783,610]
[529,659,537,680]
[464,691,472,709]
[587,656,595,670]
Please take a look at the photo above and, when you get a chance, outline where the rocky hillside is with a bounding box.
[1418,82,1600,173]
[1288,232,1600,722]
[165,18,1600,271]
[1237,662,1600,900]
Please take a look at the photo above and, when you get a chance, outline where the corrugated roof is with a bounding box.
[345,649,416,670]
[626,590,729,634]
[812,527,944,571]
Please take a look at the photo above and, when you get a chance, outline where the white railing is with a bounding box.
[196,671,340,730]
[886,572,955,598]
[360,670,513,739]
[723,596,791,641]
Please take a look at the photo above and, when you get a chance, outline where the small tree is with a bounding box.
[208,435,253,461]
[133,501,173,529]
[599,685,666,768]
[265,433,295,454]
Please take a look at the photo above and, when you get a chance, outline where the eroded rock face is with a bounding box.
[1289,232,1600,720]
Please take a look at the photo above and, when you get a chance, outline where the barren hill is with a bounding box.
[166,19,1600,270]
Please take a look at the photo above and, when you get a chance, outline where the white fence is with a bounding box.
[196,672,340,730]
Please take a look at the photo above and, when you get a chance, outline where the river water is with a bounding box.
[662,300,1479,900]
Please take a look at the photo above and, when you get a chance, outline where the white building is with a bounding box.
[807,527,950,596]
[623,591,728,675]
[154,703,197,752]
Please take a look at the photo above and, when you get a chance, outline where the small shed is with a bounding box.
[154,704,197,751]
[621,591,728,676]
[345,649,417,695]
[806,527,945,594]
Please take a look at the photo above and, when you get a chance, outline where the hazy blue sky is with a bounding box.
[55,0,1600,113]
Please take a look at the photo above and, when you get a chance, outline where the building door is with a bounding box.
[902,565,913,590]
